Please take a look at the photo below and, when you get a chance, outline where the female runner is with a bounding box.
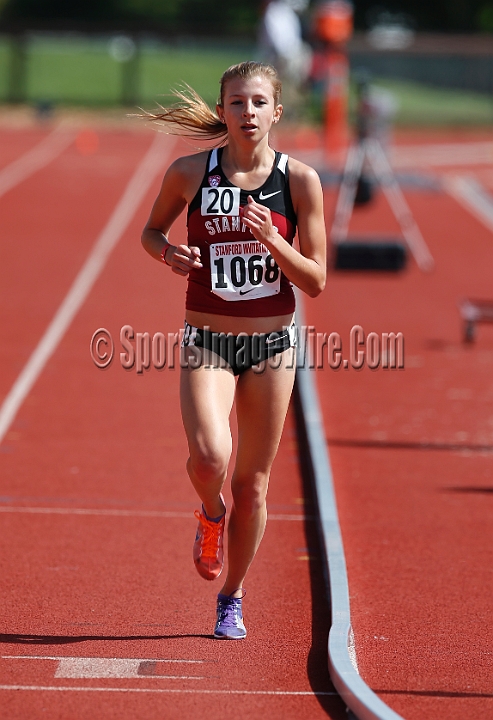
[141,61,326,639]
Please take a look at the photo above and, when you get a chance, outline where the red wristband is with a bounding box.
[161,241,172,266]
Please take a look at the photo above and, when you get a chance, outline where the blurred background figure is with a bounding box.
[354,70,398,155]
[258,0,312,116]
[347,71,398,205]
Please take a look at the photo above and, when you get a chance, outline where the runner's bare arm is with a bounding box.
[141,153,206,276]
[241,159,326,297]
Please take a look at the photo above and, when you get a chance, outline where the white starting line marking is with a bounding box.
[0,125,75,199]
[2,656,207,680]
[0,685,337,696]
[0,657,337,694]
[0,132,175,446]
[54,658,204,680]
[0,506,308,521]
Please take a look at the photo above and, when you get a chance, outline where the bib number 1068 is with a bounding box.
[213,254,279,289]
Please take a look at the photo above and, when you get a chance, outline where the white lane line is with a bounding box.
[0,507,191,518]
[0,685,337,696]
[392,141,493,169]
[0,125,75,198]
[0,506,308,521]
[294,293,403,720]
[0,133,175,445]
[2,656,205,663]
[443,174,493,233]
[289,142,493,172]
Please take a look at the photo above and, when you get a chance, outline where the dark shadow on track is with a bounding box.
[0,633,214,644]
[442,486,493,494]
[292,394,347,720]
[376,689,493,699]
[328,437,493,453]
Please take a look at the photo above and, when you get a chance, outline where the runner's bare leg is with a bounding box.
[220,349,296,597]
[180,347,235,519]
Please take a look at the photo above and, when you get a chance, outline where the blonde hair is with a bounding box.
[143,61,282,144]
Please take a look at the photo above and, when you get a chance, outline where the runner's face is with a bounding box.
[218,75,282,141]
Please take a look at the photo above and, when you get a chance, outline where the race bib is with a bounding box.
[201,187,241,216]
[210,241,281,301]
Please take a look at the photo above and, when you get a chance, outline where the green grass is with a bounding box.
[0,37,10,99]
[370,78,493,126]
[140,46,255,108]
[0,34,492,126]
[0,35,255,107]
[27,38,121,104]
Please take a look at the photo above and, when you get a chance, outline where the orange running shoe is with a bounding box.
[193,506,225,581]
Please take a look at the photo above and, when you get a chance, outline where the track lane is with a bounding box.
[0,125,75,199]
[0,126,61,172]
[3,122,488,717]
[0,132,174,444]
[282,129,493,719]
[0,128,157,406]
[0,126,347,719]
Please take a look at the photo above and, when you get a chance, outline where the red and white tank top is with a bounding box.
[186,147,297,318]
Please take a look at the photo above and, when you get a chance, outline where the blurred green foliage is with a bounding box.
[1,0,122,23]
[477,2,493,31]
[0,0,262,35]
[354,0,493,32]
[1,0,493,33]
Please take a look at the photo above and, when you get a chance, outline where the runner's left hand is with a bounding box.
[241,195,278,247]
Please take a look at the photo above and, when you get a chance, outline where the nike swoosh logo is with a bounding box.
[239,288,256,296]
[265,333,289,344]
[258,190,281,200]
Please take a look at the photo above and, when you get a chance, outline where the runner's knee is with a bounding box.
[188,446,230,484]
[231,474,269,516]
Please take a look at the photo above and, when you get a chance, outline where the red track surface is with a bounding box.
[3,118,493,720]
[0,124,347,719]
[279,127,493,718]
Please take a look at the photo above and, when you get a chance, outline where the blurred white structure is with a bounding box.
[365,85,399,150]
[108,35,137,63]
[258,0,312,87]
[366,11,415,50]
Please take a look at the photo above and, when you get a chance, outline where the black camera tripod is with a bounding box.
[330,77,434,272]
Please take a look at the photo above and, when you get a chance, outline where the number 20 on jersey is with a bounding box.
[201,187,241,216]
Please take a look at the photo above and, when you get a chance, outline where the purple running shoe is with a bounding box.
[214,591,247,640]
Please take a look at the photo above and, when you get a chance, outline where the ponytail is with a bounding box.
[141,84,227,143]
[141,61,282,145]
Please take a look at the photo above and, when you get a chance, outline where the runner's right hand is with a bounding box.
[167,245,202,276]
